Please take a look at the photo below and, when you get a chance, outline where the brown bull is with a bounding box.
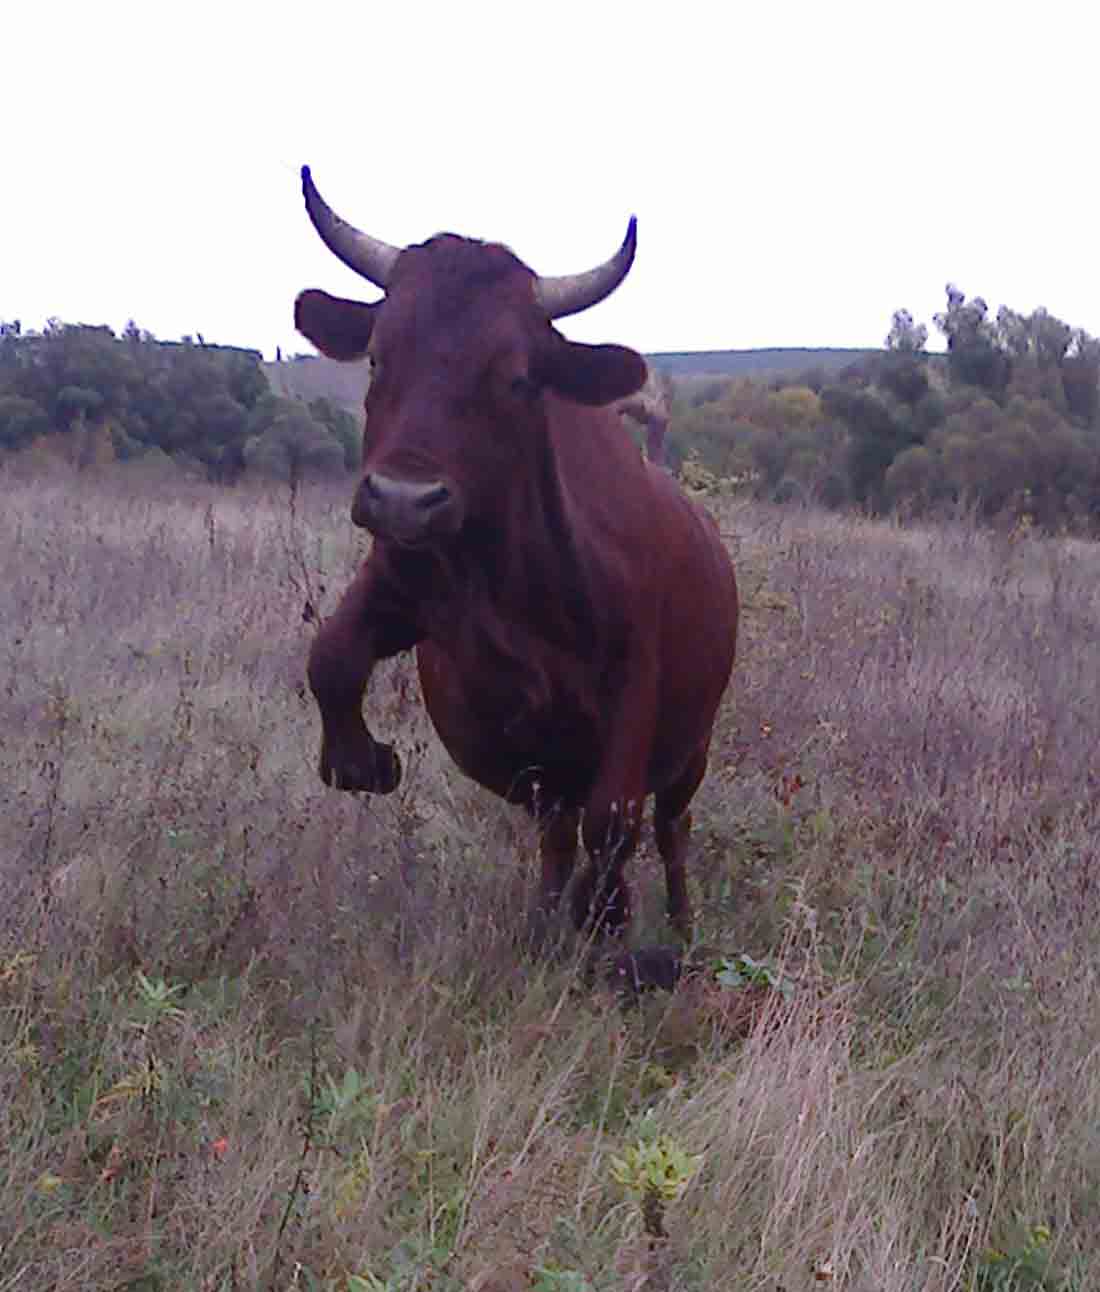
[295,166,738,940]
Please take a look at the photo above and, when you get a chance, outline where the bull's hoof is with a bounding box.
[320,738,402,794]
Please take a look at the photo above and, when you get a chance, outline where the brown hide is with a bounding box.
[297,172,738,940]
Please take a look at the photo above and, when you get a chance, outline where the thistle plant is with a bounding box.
[610,1131,703,1242]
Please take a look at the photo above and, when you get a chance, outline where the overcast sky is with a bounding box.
[5,2,1096,361]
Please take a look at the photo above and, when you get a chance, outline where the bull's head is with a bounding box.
[294,167,646,547]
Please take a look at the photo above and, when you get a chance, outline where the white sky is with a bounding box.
[5,1,1097,361]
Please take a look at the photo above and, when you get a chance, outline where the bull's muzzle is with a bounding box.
[352,472,462,544]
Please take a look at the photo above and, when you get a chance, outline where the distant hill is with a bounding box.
[262,347,877,414]
[263,355,371,412]
[646,348,875,378]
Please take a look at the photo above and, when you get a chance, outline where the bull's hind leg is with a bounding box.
[539,806,580,911]
[654,747,709,942]
[527,805,580,947]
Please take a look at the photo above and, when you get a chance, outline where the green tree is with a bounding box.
[884,443,939,511]
[934,285,1010,396]
[55,385,103,429]
[225,352,269,410]
[1062,330,1100,425]
[244,404,347,481]
[821,384,915,508]
[308,396,361,471]
[885,308,928,354]
[0,395,50,450]
[188,391,250,481]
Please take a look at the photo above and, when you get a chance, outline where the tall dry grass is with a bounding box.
[1,461,1098,1290]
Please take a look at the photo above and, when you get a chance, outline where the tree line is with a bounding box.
[0,318,360,482]
[672,287,1100,532]
[7,288,1100,533]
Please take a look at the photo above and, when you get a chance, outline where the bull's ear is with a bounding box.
[538,338,648,406]
[294,289,377,361]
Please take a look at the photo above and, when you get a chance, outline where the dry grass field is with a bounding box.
[2,462,1099,1291]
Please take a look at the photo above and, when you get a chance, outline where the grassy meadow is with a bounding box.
[2,462,1100,1291]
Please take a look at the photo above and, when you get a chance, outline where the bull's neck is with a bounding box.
[387,437,597,657]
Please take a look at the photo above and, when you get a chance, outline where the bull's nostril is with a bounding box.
[417,483,451,511]
[354,474,459,539]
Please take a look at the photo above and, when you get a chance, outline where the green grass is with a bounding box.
[2,462,1099,1289]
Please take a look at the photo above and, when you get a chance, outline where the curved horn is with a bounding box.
[300,165,401,289]
[534,217,637,320]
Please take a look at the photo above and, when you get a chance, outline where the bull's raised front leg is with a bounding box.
[307,557,421,793]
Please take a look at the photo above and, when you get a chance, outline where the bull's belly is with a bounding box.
[415,644,600,809]
[413,645,722,812]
